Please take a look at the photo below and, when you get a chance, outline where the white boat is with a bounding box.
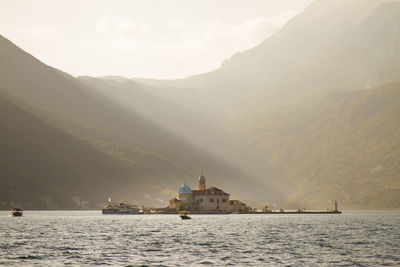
[102,198,142,214]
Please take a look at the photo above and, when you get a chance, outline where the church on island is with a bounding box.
[168,172,251,213]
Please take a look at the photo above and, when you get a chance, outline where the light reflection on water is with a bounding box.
[0,211,399,266]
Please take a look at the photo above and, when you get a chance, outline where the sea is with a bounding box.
[0,211,399,266]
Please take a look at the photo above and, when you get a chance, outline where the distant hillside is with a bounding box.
[0,34,276,209]
[136,0,393,116]
[134,0,400,209]
[306,1,400,94]
[0,93,151,209]
[2,0,399,209]
[78,76,283,199]
[228,80,400,209]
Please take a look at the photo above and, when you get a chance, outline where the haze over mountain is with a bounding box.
[1,0,400,209]
[0,34,276,209]
[0,92,147,209]
[136,0,399,116]
[133,0,400,208]
[228,80,400,209]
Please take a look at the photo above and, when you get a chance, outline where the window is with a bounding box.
[210,199,214,203]
[222,199,227,203]
[199,199,204,203]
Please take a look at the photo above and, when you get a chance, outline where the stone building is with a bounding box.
[229,200,251,213]
[169,173,249,213]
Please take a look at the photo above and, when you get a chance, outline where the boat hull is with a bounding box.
[102,210,142,215]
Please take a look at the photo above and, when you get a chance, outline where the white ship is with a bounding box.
[102,198,142,215]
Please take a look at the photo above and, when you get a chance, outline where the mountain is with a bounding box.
[133,0,400,209]
[2,0,399,209]
[77,76,283,196]
[0,34,277,209]
[223,1,400,208]
[136,0,392,117]
[228,80,400,209]
[0,34,181,151]
[0,92,150,209]
[314,1,400,90]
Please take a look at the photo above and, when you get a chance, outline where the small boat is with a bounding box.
[179,211,191,220]
[10,208,23,217]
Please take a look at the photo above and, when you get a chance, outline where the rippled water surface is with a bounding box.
[0,211,399,266]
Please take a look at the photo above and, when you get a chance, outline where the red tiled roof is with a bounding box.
[191,189,207,195]
[192,187,230,196]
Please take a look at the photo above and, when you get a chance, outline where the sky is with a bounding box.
[0,0,313,79]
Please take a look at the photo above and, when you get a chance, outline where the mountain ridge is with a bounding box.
[227,80,400,209]
[0,34,279,209]
[130,0,400,209]
[2,0,400,209]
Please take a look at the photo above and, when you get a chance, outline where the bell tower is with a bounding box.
[198,170,206,190]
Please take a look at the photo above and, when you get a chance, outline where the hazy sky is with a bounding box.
[1,0,312,79]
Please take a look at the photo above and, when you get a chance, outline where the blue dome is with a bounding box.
[178,184,192,195]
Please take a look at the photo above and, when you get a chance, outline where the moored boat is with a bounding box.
[102,198,142,215]
[179,211,191,220]
[10,208,23,217]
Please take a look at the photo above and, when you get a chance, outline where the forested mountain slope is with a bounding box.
[133,0,400,209]
[0,34,276,208]
[2,0,399,209]
[228,80,400,209]
[0,93,151,209]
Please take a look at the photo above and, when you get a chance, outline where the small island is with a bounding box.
[138,173,341,215]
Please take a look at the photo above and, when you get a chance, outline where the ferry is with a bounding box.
[10,208,23,217]
[102,198,142,215]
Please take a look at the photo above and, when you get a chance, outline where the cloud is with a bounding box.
[267,9,297,28]
[91,10,297,78]
[96,16,153,36]
[165,10,296,55]
[95,16,154,52]
[167,19,185,30]
[199,16,272,51]
[25,25,56,36]
[96,16,133,34]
